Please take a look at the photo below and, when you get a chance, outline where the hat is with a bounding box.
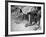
[22,7,37,14]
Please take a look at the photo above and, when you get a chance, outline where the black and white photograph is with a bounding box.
[6,1,45,35]
[11,5,41,31]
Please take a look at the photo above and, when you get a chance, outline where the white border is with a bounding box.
[8,2,44,35]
